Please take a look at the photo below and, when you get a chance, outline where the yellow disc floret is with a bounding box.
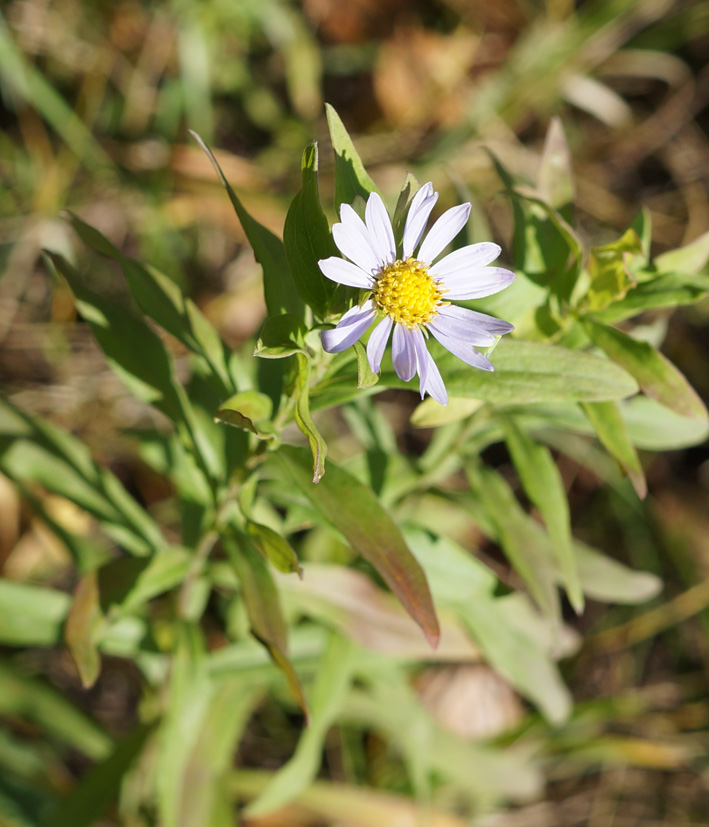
[373,258,445,327]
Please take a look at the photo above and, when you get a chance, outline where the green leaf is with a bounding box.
[575,543,661,605]
[325,103,380,208]
[392,173,419,249]
[655,229,709,275]
[272,445,440,647]
[254,313,306,359]
[503,417,583,613]
[67,212,235,395]
[0,581,70,647]
[246,520,302,577]
[189,131,303,318]
[46,726,151,827]
[283,143,338,318]
[595,271,709,322]
[620,396,709,450]
[353,340,379,389]
[293,352,327,483]
[99,547,191,615]
[64,572,102,688]
[583,318,707,421]
[583,229,643,312]
[223,532,308,717]
[0,661,111,759]
[581,401,647,498]
[466,464,559,619]
[385,338,638,404]
[215,391,275,439]
[246,634,356,816]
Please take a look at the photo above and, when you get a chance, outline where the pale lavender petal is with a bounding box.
[366,315,393,373]
[365,192,396,266]
[318,257,375,290]
[392,324,417,382]
[428,305,512,346]
[429,325,494,372]
[412,329,448,405]
[403,182,439,258]
[321,301,376,353]
[334,204,382,274]
[417,203,471,264]
[429,242,501,280]
[441,266,516,300]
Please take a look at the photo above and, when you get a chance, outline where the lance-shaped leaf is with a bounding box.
[537,117,574,217]
[596,271,709,323]
[0,580,70,646]
[293,352,327,483]
[272,445,440,648]
[503,417,583,613]
[325,103,380,208]
[67,212,234,395]
[583,318,707,421]
[189,131,303,318]
[254,313,307,359]
[65,571,103,688]
[215,391,276,440]
[655,228,709,275]
[283,142,338,318]
[385,338,638,404]
[581,401,647,498]
[247,520,302,577]
[223,531,308,718]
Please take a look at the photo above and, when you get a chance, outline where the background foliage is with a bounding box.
[1,0,709,824]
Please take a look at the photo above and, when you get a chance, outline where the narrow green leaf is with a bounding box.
[392,173,419,249]
[583,229,643,312]
[655,229,709,275]
[0,581,70,647]
[283,142,338,318]
[325,103,380,208]
[189,131,303,318]
[272,445,440,648]
[581,401,647,498]
[503,417,583,613]
[466,464,560,619]
[595,271,709,322]
[65,572,102,688]
[68,212,235,395]
[583,318,707,420]
[353,340,379,389]
[575,543,661,605]
[294,352,328,483]
[46,726,151,827]
[224,532,308,717]
[247,520,302,577]
[246,634,356,816]
[385,338,638,404]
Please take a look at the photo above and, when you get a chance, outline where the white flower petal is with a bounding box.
[417,202,471,264]
[321,301,376,353]
[318,257,375,290]
[366,316,393,374]
[441,266,516,300]
[334,204,383,274]
[429,305,512,346]
[429,325,494,372]
[429,242,501,280]
[403,182,439,258]
[412,329,448,405]
[365,192,396,266]
[392,324,417,382]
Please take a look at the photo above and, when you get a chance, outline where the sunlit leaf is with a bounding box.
[293,352,327,483]
[583,229,643,312]
[0,581,70,647]
[65,572,102,688]
[325,104,380,208]
[247,520,302,577]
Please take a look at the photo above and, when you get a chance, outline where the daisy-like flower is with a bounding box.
[319,183,516,406]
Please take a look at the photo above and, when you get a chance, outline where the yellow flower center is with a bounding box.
[372,258,445,327]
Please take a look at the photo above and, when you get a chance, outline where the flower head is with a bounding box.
[319,183,515,405]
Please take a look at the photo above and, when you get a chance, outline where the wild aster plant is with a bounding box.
[319,183,516,405]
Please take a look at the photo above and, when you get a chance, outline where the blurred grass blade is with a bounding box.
[537,117,574,216]
[581,401,647,498]
[189,130,303,318]
[46,726,151,827]
[325,103,381,207]
[584,318,707,420]
[246,633,356,816]
[503,417,583,613]
[224,532,308,717]
[65,572,102,688]
[0,581,70,647]
[283,142,338,318]
[272,445,440,648]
